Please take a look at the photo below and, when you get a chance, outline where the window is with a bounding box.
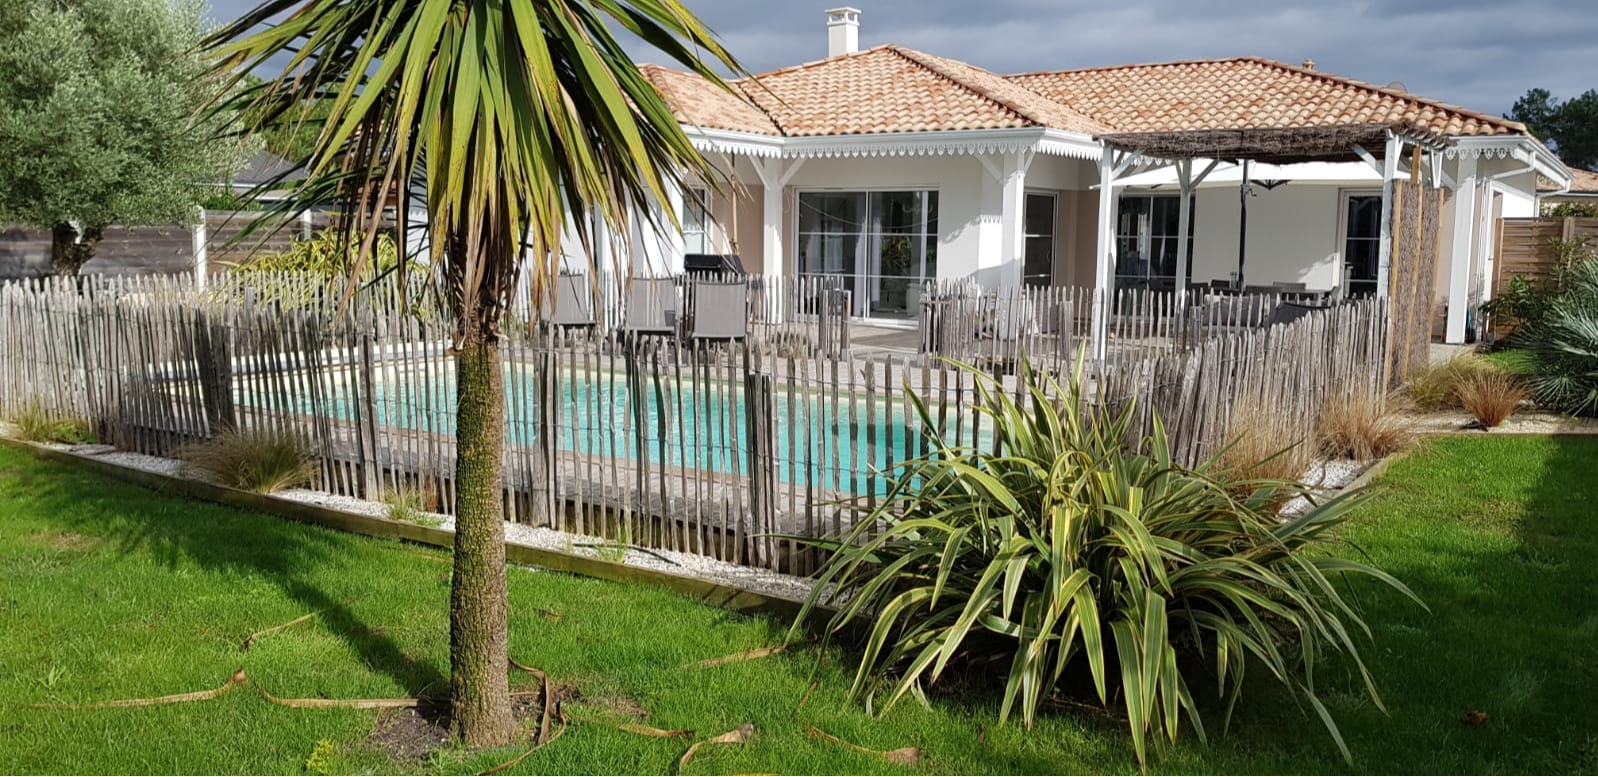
[797,190,938,318]
[1023,193,1056,287]
[682,187,710,255]
[1343,194,1382,296]
[1115,194,1194,289]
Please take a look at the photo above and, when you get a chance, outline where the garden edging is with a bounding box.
[0,437,823,625]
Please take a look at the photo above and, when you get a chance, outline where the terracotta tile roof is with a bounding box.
[1007,57,1523,138]
[640,51,1531,143]
[735,45,1108,136]
[638,64,779,135]
[641,45,1105,137]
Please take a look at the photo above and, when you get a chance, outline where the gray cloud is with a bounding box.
[203,0,1598,116]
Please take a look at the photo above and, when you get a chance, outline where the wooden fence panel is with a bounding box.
[1494,216,1598,294]
[0,272,1390,575]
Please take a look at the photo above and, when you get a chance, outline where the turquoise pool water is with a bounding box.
[248,365,962,493]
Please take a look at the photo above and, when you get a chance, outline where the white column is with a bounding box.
[1375,132,1401,299]
[1091,150,1119,360]
[1446,156,1479,343]
[975,156,1003,281]
[1476,178,1497,320]
[762,164,784,280]
[1174,159,1194,307]
[750,157,807,321]
[663,179,686,275]
[996,152,1030,289]
[192,207,208,290]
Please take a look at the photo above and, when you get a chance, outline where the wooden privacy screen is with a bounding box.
[1494,216,1598,295]
[1386,181,1443,385]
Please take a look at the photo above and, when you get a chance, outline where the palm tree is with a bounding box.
[206,0,740,746]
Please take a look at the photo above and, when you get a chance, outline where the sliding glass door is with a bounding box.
[797,190,939,318]
[1115,194,1194,291]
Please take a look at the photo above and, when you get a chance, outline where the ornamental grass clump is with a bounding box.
[1318,391,1411,461]
[792,357,1420,768]
[1456,371,1527,429]
[179,428,314,493]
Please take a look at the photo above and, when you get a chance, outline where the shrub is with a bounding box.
[383,486,441,527]
[792,358,1419,768]
[232,227,404,279]
[1318,392,1411,461]
[9,400,95,445]
[1516,257,1598,416]
[1404,355,1497,411]
[178,428,314,493]
[1456,371,1527,428]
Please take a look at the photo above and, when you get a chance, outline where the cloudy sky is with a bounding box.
[202,0,1598,117]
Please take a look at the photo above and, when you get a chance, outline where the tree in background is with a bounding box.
[1510,88,1598,171]
[209,0,740,746]
[0,0,245,275]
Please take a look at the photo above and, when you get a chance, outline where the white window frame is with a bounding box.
[793,187,940,319]
[683,186,711,255]
[1023,189,1057,287]
[1336,188,1383,295]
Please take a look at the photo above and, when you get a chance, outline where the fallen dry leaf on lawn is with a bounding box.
[24,669,424,711]
[688,646,785,669]
[240,598,357,651]
[1460,710,1490,727]
[25,668,248,709]
[509,658,553,745]
[480,710,569,775]
[800,721,920,766]
[618,723,694,739]
[254,685,421,710]
[678,723,754,771]
[795,681,817,714]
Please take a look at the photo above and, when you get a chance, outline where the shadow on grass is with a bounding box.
[29,464,449,696]
[1253,434,1598,773]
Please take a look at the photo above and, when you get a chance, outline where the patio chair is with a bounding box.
[621,277,678,338]
[1266,301,1324,327]
[687,279,749,341]
[540,273,595,328]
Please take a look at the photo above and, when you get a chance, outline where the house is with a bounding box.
[212,150,307,203]
[1537,167,1598,214]
[577,7,1571,347]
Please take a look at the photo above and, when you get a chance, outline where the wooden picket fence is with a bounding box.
[0,272,1387,575]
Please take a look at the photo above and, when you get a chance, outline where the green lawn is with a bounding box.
[0,436,1595,774]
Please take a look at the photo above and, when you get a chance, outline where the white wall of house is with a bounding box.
[1187,183,1345,290]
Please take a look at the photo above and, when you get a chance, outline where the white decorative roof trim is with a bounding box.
[685,127,785,159]
[1037,130,1104,160]
[681,126,1103,161]
[1447,136,1571,188]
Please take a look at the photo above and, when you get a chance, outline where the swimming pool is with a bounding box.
[241,362,970,492]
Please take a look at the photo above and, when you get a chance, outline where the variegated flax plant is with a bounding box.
[791,355,1422,768]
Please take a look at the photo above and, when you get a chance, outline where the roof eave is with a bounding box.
[1447,135,1570,188]
[682,126,1101,160]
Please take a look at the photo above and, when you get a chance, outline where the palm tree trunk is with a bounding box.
[450,326,516,747]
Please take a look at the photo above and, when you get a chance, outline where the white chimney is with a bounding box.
[826,7,860,57]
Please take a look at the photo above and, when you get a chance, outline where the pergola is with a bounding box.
[1087,122,1454,359]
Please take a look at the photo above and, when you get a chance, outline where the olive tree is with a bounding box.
[0,0,243,275]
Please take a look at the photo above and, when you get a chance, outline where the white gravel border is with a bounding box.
[4,432,1394,597]
[1280,458,1368,517]
[32,442,820,603]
